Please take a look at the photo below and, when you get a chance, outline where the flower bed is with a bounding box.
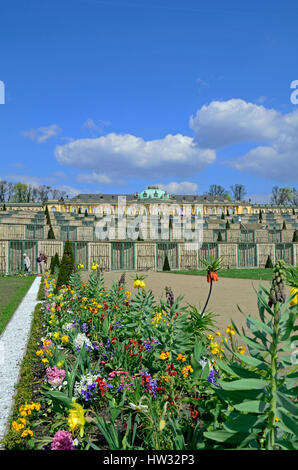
[4,262,298,451]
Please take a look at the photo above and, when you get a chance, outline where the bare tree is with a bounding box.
[229,184,247,201]
[207,184,228,199]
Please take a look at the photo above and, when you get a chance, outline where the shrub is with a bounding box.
[56,240,75,289]
[265,255,274,268]
[47,227,55,239]
[162,254,171,271]
[50,253,60,274]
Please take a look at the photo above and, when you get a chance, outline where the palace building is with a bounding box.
[0,186,297,273]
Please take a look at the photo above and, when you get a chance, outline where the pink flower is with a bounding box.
[46,304,51,311]
[51,430,74,450]
[46,366,66,387]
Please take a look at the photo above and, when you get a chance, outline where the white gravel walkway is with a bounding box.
[0,276,41,446]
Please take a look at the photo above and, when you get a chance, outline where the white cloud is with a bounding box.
[21,124,62,143]
[82,118,111,136]
[189,99,281,148]
[156,181,198,194]
[6,174,41,186]
[77,172,115,185]
[55,133,216,181]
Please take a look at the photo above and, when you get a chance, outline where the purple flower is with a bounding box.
[51,430,74,450]
[207,368,220,386]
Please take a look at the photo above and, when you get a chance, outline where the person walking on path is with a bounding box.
[39,252,48,275]
[23,253,31,272]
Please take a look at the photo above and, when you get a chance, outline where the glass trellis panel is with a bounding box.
[268,230,282,243]
[238,243,257,267]
[198,243,218,268]
[9,241,37,273]
[212,230,227,241]
[111,242,135,270]
[61,226,77,240]
[240,230,255,242]
[70,241,88,269]
[26,225,44,239]
[275,243,293,265]
[156,242,178,270]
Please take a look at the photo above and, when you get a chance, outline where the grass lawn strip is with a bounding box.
[0,276,41,445]
[0,276,36,335]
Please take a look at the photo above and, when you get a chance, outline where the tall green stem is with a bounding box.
[201,279,213,315]
[269,301,279,449]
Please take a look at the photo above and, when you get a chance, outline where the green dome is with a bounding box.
[138,186,169,199]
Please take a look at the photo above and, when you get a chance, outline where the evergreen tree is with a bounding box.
[293,230,298,242]
[231,218,234,223]
[78,207,82,214]
[217,231,223,241]
[259,210,263,222]
[226,221,230,229]
[47,226,55,239]
[221,212,225,220]
[282,220,287,230]
[265,255,274,268]
[2,203,6,211]
[56,240,75,289]
[162,254,171,271]
[50,253,60,274]
[84,209,88,217]
[293,208,295,215]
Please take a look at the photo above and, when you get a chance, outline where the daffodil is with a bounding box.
[68,402,86,437]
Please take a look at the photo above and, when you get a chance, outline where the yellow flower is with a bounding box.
[91,263,98,270]
[226,325,235,336]
[53,332,60,340]
[61,335,69,344]
[274,416,279,422]
[36,349,44,357]
[77,263,84,270]
[160,350,170,360]
[207,334,214,341]
[237,346,246,355]
[181,365,194,378]
[210,341,220,355]
[68,402,86,437]
[21,429,33,438]
[160,375,170,382]
[177,353,186,362]
[290,287,298,306]
[125,290,132,299]
[57,361,64,368]
[216,331,221,337]
[50,307,55,313]
[133,279,146,289]
[42,358,49,364]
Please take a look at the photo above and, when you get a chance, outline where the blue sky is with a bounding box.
[0,0,298,201]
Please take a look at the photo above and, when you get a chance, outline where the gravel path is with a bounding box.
[0,276,41,446]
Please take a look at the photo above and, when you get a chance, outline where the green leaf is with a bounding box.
[224,412,265,432]
[274,391,298,417]
[246,315,273,335]
[203,430,249,444]
[234,352,269,369]
[233,400,269,413]
[241,335,269,352]
[218,378,267,390]
[275,408,298,436]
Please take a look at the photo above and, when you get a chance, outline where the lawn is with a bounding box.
[0,275,36,335]
[169,268,274,280]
